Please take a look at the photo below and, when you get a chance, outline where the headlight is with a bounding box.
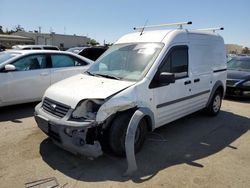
[71,99,104,120]
[242,80,250,87]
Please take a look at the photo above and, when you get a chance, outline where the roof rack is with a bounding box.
[196,27,224,33]
[133,21,192,31]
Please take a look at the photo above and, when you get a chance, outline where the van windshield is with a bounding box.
[87,43,164,81]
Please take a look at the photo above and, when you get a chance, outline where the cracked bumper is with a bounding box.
[34,103,103,158]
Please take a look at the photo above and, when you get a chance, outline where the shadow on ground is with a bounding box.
[39,110,250,183]
[0,102,38,122]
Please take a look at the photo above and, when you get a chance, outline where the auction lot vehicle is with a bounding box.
[67,46,108,61]
[12,45,60,51]
[0,50,93,107]
[226,56,250,97]
[35,22,227,158]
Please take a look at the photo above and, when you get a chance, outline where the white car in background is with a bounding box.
[12,45,60,51]
[0,50,93,107]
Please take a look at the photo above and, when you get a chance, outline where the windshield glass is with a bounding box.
[0,52,17,64]
[227,58,250,71]
[87,43,164,81]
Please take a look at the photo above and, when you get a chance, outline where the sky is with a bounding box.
[0,0,249,47]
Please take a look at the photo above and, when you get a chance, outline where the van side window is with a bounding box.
[149,45,188,88]
[160,46,188,79]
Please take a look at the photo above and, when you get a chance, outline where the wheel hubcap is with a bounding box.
[213,94,221,112]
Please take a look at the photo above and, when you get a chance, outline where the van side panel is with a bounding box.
[152,32,226,128]
[188,34,214,110]
[188,34,226,110]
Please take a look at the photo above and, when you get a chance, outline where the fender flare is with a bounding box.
[123,108,155,176]
[137,107,155,131]
[206,80,225,107]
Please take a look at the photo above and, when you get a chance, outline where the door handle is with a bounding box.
[40,72,49,76]
[184,80,191,85]
[194,78,200,83]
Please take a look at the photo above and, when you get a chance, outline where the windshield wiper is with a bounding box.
[85,71,121,80]
[85,71,95,76]
[95,73,121,80]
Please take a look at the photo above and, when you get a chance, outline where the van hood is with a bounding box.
[44,74,135,108]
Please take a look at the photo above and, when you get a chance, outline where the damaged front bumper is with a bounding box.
[34,103,103,158]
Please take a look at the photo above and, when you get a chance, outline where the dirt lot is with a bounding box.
[0,99,249,188]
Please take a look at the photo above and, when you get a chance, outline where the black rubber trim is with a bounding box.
[156,90,210,109]
[184,80,191,85]
[213,68,227,73]
[194,78,200,83]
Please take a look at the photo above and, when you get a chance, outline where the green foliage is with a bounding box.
[0,24,24,34]
[242,47,250,54]
[0,26,4,34]
[89,39,99,46]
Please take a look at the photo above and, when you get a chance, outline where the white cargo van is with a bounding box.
[35,22,227,158]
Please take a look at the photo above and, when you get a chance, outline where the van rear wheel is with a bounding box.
[109,112,148,157]
[206,90,222,116]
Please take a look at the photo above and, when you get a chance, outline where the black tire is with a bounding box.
[206,90,222,116]
[109,112,148,157]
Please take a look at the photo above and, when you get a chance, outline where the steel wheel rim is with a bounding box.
[213,94,221,112]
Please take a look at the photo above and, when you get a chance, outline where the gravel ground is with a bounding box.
[0,98,249,188]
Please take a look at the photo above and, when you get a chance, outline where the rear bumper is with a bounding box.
[34,103,103,158]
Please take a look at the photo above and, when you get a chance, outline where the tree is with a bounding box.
[242,47,250,54]
[89,39,99,46]
[0,25,4,34]
[14,24,24,32]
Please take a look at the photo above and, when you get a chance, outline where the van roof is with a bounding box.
[115,29,222,44]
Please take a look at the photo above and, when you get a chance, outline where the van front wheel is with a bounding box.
[206,90,222,116]
[109,113,148,157]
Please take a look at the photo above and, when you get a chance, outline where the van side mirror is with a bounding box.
[4,64,16,72]
[159,72,175,85]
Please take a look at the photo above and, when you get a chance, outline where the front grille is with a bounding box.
[42,98,70,118]
[226,79,241,86]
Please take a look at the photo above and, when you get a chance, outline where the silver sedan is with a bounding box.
[0,50,93,107]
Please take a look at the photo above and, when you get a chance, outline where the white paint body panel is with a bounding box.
[0,69,50,105]
[39,29,226,129]
[0,50,93,107]
[44,74,135,108]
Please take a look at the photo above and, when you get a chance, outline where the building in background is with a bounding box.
[12,31,91,50]
[0,34,34,49]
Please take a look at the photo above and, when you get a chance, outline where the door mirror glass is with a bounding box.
[5,64,16,71]
[159,72,175,85]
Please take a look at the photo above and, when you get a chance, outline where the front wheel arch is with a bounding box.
[108,112,148,157]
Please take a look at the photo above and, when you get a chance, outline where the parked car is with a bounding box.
[67,46,108,61]
[66,47,87,54]
[12,45,60,51]
[226,56,250,97]
[0,44,6,51]
[78,46,107,61]
[35,24,226,158]
[0,50,93,107]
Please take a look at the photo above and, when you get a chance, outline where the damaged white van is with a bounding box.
[35,22,227,158]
